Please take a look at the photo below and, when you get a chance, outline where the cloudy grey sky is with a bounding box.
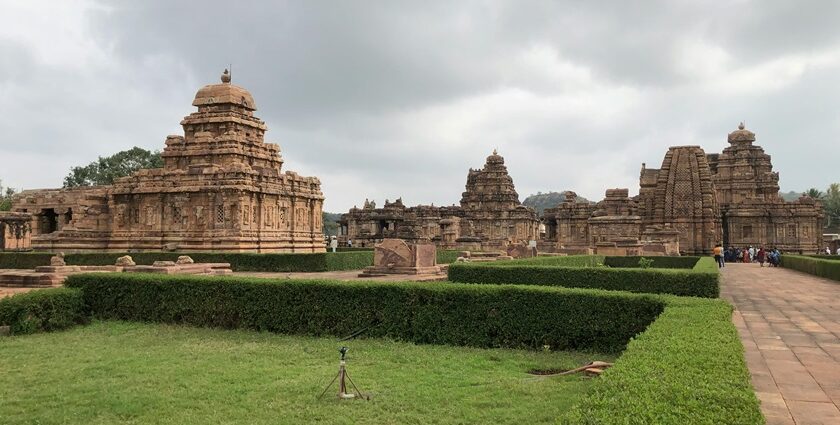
[1,0,838,212]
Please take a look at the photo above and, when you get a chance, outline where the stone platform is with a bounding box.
[358,239,444,278]
[121,263,232,275]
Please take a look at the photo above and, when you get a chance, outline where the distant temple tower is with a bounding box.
[639,146,721,254]
[460,150,520,211]
[339,150,539,250]
[12,70,325,252]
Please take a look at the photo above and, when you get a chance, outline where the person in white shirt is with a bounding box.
[836,247,840,256]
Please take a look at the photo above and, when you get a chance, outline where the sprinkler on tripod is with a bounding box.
[318,346,368,400]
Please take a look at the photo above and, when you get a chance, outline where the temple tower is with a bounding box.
[639,146,721,254]
[708,123,781,208]
[460,150,521,211]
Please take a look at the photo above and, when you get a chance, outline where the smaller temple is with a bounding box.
[339,151,540,251]
[541,189,681,256]
[0,212,33,252]
[708,123,823,252]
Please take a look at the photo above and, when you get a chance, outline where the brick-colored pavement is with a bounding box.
[721,263,840,425]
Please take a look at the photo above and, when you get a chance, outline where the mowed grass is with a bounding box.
[0,322,612,424]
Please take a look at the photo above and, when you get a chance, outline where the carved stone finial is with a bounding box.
[738,121,745,130]
[221,68,231,83]
[493,148,498,155]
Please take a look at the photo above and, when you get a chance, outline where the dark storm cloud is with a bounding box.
[1,0,838,210]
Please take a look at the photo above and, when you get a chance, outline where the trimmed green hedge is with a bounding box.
[805,255,840,261]
[448,257,719,298]
[0,288,88,335]
[781,255,840,282]
[500,255,702,270]
[603,256,701,269]
[0,253,53,269]
[65,273,664,353]
[335,247,374,252]
[436,250,462,264]
[0,252,373,272]
[561,297,762,424]
[499,255,606,268]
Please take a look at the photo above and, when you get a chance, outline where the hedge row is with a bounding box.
[496,255,606,268]
[805,255,840,261]
[500,255,701,269]
[0,288,88,335]
[0,252,373,272]
[64,273,664,353]
[781,255,840,282]
[603,256,701,269]
[335,247,374,252]
[561,296,762,424]
[436,250,463,264]
[448,257,720,298]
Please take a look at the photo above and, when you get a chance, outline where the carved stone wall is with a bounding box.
[12,70,324,253]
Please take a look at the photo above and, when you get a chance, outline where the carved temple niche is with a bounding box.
[241,201,250,227]
[116,204,128,228]
[194,205,206,228]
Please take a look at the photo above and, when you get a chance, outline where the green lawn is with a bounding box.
[0,321,612,424]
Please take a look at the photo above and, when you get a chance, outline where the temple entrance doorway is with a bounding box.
[40,209,58,234]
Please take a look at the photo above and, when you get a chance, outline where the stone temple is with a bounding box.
[9,70,325,252]
[542,124,824,255]
[338,150,539,250]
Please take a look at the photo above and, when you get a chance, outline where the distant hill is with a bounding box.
[522,191,589,216]
[780,190,802,202]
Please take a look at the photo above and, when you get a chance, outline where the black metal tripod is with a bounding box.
[318,346,367,400]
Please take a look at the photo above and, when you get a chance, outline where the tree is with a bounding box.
[63,147,163,188]
[0,179,16,211]
[824,183,840,231]
[322,212,342,236]
[805,188,825,199]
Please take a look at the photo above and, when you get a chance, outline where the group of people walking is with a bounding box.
[713,244,781,268]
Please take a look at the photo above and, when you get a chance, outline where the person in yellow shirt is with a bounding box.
[713,244,724,268]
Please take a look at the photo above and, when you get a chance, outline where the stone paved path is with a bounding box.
[721,263,840,425]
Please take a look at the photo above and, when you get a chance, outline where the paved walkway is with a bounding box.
[722,263,840,425]
[0,287,36,299]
